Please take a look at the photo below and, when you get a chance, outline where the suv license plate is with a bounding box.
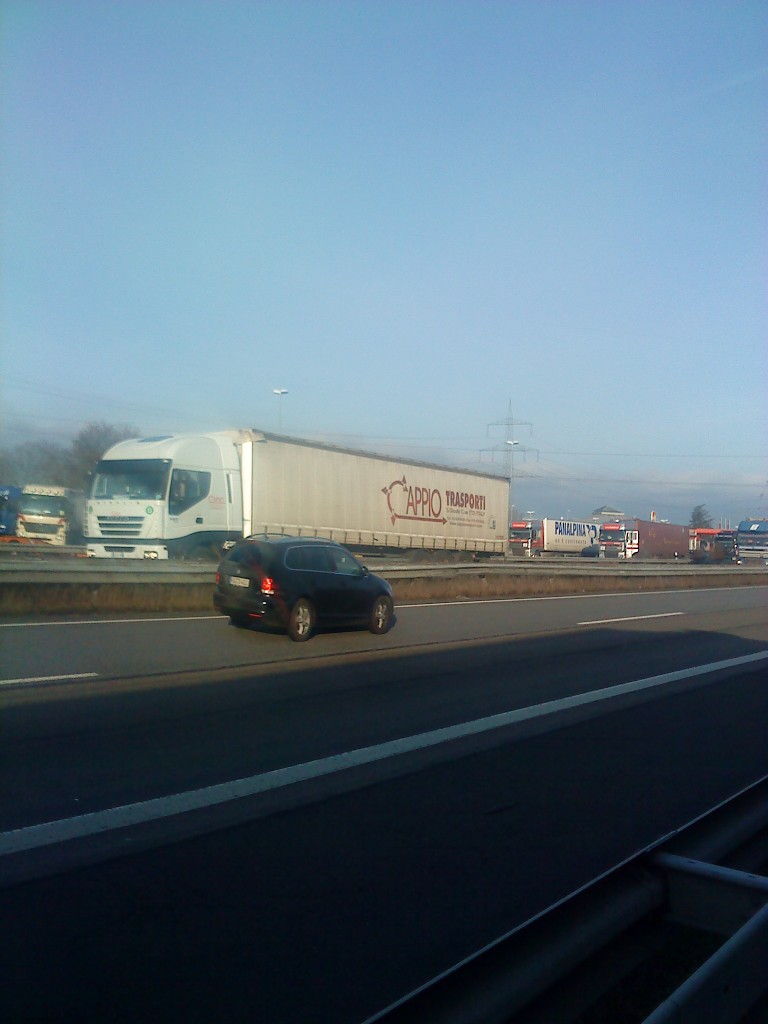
[229,575,250,588]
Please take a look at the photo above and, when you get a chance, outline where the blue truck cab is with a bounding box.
[0,485,23,539]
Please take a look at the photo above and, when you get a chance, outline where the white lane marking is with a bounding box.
[3,650,766,855]
[0,615,223,629]
[579,612,685,626]
[0,672,99,688]
[405,585,766,609]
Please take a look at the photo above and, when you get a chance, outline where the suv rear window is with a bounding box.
[227,542,275,571]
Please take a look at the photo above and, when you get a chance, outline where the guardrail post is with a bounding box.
[651,852,768,936]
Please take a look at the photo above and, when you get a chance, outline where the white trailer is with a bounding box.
[85,430,509,559]
[532,518,599,556]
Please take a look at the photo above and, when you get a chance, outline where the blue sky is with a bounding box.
[2,0,766,525]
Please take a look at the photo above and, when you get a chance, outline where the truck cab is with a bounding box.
[17,485,74,545]
[736,519,768,564]
[508,521,538,557]
[0,485,22,540]
[85,433,243,559]
[598,522,626,558]
[0,485,76,546]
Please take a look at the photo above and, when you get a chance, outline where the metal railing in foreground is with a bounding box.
[361,773,768,1024]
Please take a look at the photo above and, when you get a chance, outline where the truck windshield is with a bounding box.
[509,528,533,540]
[20,494,71,517]
[599,528,624,542]
[90,460,171,501]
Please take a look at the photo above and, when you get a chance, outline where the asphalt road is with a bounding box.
[2,584,765,681]
[1,586,767,1023]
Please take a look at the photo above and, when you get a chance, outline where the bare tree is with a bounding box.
[67,422,140,489]
[0,422,140,491]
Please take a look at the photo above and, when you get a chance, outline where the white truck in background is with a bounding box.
[537,518,599,555]
[508,518,599,557]
[84,429,509,560]
[1,484,83,546]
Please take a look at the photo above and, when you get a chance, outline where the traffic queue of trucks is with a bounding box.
[598,519,690,560]
[84,429,510,560]
[0,484,82,546]
[510,517,747,562]
[691,521,768,565]
[510,517,702,560]
[7,428,764,566]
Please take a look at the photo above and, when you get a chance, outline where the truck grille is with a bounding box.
[96,515,145,538]
[22,522,60,535]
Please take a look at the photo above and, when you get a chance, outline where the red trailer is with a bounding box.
[599,519,688,559]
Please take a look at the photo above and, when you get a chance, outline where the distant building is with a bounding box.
[591,505,627,521]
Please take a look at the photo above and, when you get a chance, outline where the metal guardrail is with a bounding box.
[1,549,763,617]
[0,549,763,586]
[0,559,216,585]
[362,768,768,1024]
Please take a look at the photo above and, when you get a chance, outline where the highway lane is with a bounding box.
[1,587,767,1022]
[2,652,767,1022]
[1,584,765,684]
[1,587,766,836]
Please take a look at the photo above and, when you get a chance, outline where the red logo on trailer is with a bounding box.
[382,478,447,525]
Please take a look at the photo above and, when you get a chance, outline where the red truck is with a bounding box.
[509,520,537,556]
[598,519,688,560]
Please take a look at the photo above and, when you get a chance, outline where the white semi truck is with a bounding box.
[85,430,509,560]
[508,518,599,557]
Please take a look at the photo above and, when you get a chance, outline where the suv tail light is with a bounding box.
[261,577,276,596]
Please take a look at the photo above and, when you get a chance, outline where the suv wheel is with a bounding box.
[369,595,393,635]
[288,598,315,642]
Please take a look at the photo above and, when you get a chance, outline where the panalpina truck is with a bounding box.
[508,518,599,556]
[598,519,689,559]
[84,430,510,560]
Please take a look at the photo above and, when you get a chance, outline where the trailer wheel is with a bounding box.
[287,599,315,642]
[369,595,393,635]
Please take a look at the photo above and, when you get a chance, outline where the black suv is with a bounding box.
[213,536,395,641]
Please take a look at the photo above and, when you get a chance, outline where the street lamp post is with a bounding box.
[272,388,288,432]
[506,440,519,529]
